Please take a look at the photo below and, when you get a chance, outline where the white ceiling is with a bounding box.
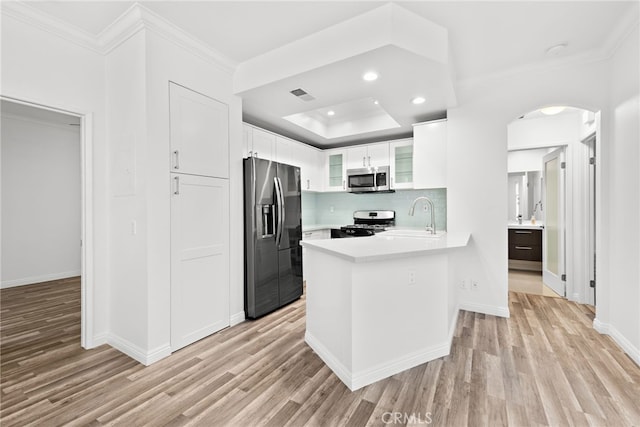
[16,1,636,147]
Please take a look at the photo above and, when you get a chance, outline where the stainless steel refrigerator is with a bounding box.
[244,157,303,319]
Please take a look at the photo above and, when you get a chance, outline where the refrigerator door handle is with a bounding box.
[274,176,284,246]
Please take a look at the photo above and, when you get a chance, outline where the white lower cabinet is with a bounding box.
[170,173,230,351]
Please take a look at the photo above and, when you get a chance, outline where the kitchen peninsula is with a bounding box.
[300,231,470,391]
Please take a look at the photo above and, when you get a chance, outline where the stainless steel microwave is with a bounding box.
[346,166,394,193]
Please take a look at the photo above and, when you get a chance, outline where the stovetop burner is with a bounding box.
[335,210,396,237]
[342,224,388,231]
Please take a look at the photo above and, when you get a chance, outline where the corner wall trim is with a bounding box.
[107,334,171,366]
[458,302,510,318]
[230,311,245,327]
[593,318,640,366]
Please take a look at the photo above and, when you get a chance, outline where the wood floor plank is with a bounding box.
[2,281,640,426]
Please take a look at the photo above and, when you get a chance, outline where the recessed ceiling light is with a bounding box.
[540,106,566,115]
[373,100,379,105]
[545,42,568,57]
[327,110,335,116]
[363,72,378,82]
[412,96,426,105]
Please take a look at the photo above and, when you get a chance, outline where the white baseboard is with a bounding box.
[107,334,171,366]
[305,331,354,389]
[305,330,451,391]
[459,302,510,318]
[230,311,245,326]
[448,307,461,348]
[593,318,640,366]
[84,331,108,349]
[1,270,81,288]
[351,343,450,391]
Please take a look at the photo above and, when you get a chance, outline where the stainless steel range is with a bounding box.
[331,210,395,238]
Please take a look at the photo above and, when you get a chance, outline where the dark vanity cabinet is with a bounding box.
[508,228,542,270]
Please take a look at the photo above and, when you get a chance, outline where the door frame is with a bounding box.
[1,95,93,348]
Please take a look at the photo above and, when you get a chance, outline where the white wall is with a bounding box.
[508,111,581,150]
[447,55,611,318]
[105,30,150,355]
[598,22,640,364]
[507,148,553,173]
[1,12,109,346]
[1,114,80,287]
[103,23,242,363]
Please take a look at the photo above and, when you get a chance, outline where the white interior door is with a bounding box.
[542,147,566,296]
[171,173,229,351]
[169,82,229,178]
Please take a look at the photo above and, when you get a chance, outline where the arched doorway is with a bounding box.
[506,105,599,306]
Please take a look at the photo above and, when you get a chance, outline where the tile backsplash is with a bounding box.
[302,188,447,230]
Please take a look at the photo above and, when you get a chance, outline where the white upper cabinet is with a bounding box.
[346,145,368,169]
[325,148,347,192]
[413,120,447,189]
[275,136,295,166]
[346,143,390,169]
[389,138,414,190]
[169,83,229,178]
[366,143,390,168]
[243,123,323,191]
[303,147,324,192]
[250,127,276,160]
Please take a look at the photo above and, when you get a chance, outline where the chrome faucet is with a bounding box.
[408,196,436,234]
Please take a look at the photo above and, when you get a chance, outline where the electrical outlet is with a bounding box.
[408,270,416,285]
[460,279,467,290]
[471,280,479,291]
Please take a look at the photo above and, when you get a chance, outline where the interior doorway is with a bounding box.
[1,97,90,346]
[506,106,598,304]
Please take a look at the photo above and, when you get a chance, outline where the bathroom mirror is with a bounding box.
[508,171,542,222]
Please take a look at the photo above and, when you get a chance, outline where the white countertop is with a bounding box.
[300,231,471,263]
[302,224,341,232]
[508,221,544,230]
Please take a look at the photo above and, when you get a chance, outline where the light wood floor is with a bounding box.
[508,269,562,298]
[2,278,639,426]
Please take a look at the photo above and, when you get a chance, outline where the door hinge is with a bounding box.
[590,280,596,288]
[561,161,566,169]
[589,157,595,165]
[561,274,566,281]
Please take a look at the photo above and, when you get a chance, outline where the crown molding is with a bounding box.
[1,1,102,54]
[1,1,237,73]
[457,46,610,91]
[601,2,639,58]
[457,5,639,91]
[98,3,237,73]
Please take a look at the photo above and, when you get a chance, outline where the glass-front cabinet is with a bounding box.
[325,149,347,192]
[389,139,414,189]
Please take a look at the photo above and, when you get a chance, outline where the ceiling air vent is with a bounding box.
[290,88,315,102]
